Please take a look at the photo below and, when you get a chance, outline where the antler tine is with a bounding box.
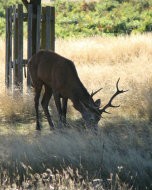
[100,78,128,115]
[116,78,129,93]
[91,87,103,97]
[116,78,120,91]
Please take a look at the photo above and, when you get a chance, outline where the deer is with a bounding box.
[28,50,127,131]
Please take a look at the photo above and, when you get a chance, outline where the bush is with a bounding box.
[55,0,152,38]
[0,0,152,38]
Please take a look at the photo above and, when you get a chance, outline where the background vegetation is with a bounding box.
[0,0,152,38]
[55,0,152,38]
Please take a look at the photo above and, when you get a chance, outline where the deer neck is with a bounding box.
[72,88,91,113]
[65,78,92,113]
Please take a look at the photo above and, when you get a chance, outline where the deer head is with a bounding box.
[81,78,128,130]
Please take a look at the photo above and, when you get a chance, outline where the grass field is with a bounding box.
[0,34,152,189]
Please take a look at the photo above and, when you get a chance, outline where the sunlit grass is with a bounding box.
[56,34,152,120]
[1,34,152,120]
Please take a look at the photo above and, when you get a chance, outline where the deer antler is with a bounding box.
[91,87,103,97]
[100,78,128,115]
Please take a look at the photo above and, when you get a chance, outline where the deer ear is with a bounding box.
[95,99,101,108]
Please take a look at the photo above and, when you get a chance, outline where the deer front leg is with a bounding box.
[41,85,55,130]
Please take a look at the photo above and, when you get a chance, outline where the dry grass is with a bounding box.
[57,34,152,120]
[0,34,152,189]
[0,129,137,189]
[1,34,152,120]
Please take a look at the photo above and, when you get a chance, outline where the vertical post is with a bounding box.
[5,7,13,89]
[17,4,23,92]
[13,6,18,90]
[50,7,55,51]
[31,0,41,55]
[45,6,51,50]
[36,5,41,52]
[5,7,10,88]
[9,7,13,90]
[27,4,33,87]
[41,6,55,51]
[41,7,46,49]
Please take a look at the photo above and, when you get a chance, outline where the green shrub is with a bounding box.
[0,0,152,38]
[55,0,152,38]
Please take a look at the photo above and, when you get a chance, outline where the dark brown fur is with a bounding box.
[28,50,101,130]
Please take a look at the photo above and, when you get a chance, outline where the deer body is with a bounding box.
[28,50,126,130]
[29,50,87,101]
[28,50,101,130]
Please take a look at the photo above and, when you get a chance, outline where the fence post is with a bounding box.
[41,7,46,49]
[41,6,55,51]
[5,7,9,88]
[17,4,23,92]
[13,6,18,90]
[27,4,33,87]
[36,5,41,52]
[9,7,13,90]
[50,7,55,51]
[46,6,51,50]
[5,6,13,89]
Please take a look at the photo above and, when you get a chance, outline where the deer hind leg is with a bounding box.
[34,82,43,130]
[41,84,55,130]
[53,91,63,128]
[62,98,68,126]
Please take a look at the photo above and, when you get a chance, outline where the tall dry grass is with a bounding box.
[1,34,152,120]
[0,34,152,189]
[56,34,152,120]
[1,33,152,129]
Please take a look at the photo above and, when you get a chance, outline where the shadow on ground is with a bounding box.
[0,115,152,189]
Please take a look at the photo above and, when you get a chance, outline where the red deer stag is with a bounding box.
[28,50,127,130]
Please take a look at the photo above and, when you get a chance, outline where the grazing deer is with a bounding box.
[28,50,127,130]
